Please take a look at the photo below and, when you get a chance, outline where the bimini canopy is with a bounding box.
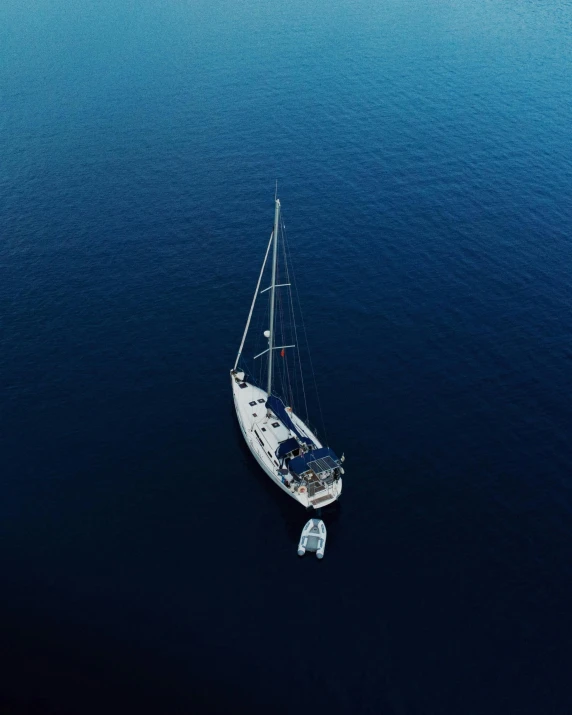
[266,396,314,448]
[289,447,341,477]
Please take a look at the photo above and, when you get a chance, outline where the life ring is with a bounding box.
[299,486,307,495]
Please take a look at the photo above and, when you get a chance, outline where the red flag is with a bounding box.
[280,348,285,357]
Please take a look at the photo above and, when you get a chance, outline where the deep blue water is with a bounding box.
[2,0,572,712]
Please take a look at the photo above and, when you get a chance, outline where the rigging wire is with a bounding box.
[280,227,299,412]
[280,222,300,413]
[280,217,308,424]
[281,215,329,446]
[275,254,295,408]
[278,255,294,408]
[246,259,269,389]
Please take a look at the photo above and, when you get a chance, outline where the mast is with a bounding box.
[267,198,280,398]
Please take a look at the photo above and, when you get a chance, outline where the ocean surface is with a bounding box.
[2,1,572,713]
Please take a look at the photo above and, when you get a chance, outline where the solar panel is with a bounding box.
[307,456,338,474]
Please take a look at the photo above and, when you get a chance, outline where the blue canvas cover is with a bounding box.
[288,447,341,476]
[276,437,300,459]
[266,396,304,439]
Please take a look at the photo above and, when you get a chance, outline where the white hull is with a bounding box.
[231,372,342,509]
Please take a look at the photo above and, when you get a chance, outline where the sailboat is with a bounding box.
[230,197,344,509]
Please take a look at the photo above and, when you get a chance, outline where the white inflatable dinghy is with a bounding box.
[297,518,327,559]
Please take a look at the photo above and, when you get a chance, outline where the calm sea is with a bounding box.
[2,1,572,713]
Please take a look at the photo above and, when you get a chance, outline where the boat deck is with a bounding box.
[232,371,341,509]
[311,492,335,506]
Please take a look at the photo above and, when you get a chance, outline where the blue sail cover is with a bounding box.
[266,396,309,442]
[289,447,341,476]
